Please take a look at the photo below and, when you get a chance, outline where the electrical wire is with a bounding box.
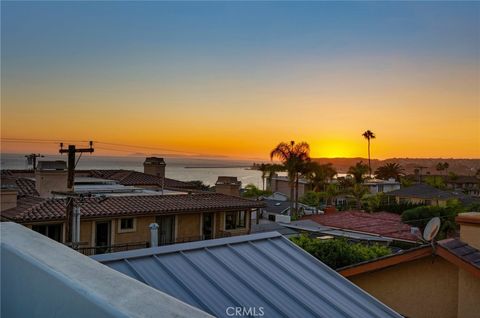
[1,137,201,156]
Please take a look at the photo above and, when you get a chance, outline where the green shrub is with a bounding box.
[299,191,324,207]
[291,235,391,269]
[242,184,271,198]
[400,203,459,239]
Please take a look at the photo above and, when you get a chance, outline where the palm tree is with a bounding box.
[270,141,311,216]
[347,161,369,184]
[443,162,449,175]
[374,163,405,181]
[350,183,369,210]
[362,130,376,177]
[435,162,449,176]
[258,163,269,191]
[436,162,445,175]
[303,161,337,192]
[265,164,285,191]
[325,183,340,206]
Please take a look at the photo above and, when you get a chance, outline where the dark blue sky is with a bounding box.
[2,1,479,158]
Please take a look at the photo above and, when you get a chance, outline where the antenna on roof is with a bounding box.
[423,217,441,252]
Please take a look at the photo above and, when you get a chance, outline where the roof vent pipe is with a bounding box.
[72,207,81,244]
[149,223,159,247]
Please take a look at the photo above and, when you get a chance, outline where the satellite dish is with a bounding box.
[423,217,441,242]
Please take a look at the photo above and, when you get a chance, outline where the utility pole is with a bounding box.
[59,141,94,243]
[25,153,44,170]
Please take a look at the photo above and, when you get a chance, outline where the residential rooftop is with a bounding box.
[93,231,402,318]
[338,238,480,279]
[2,193,264,223]
[303,211,418,242]
[389,183,480,206]
[0,168,198,193]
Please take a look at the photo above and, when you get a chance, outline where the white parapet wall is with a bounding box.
[0,222,213,318]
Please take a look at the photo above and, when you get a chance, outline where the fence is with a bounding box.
[71,231,236,255]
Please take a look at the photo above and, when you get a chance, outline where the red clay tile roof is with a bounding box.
[304,211,418,242]
[1,196,45,221]
[1,193,264,222]
[0,176,39,197]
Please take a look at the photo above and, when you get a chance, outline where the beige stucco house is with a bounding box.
[339,212,480,318]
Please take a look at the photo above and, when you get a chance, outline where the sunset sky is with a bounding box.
[1,2,479,160]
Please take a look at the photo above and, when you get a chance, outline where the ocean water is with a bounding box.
[1,153,264,187]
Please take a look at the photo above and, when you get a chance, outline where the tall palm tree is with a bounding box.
[270,141,311,216]
[374,163,405,181]
[362,130,376,177]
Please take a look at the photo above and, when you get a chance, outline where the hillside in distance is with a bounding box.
[312,157,480,175]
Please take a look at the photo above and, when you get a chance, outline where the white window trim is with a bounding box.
[117,217,136,233]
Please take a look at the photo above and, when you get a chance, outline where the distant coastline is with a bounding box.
[184,166,252,169]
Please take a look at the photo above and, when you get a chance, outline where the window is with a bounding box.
[32,224,62,242]
[118,218,136,233]
[225,211,246,230]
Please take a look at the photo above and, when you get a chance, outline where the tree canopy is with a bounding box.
[374,162,405,181]
[347,161,369,184]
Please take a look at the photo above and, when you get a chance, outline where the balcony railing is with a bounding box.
[71,231,237,255]
[158,231,233,246]
[71,241,149,256]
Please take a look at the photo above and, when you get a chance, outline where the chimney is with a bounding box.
[215,176,241,197]
[143,157,166,178]
[35,161,68,198]
[455,212,480,250]
[1,189,17,211]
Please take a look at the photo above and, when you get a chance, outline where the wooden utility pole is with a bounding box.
[25,153,44,170]
[59,141,94,243]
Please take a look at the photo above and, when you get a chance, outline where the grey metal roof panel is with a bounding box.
[93,232,401,318]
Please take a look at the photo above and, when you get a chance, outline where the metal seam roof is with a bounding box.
[93,232,402,318]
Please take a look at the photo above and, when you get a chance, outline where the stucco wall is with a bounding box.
[215,211,224,233]
[114,216,155,245]
[35,170,68,198]
[457,269,480,318]
[274,180,293,198]
[176,213,201,241]
[459,224,480,250]
[350,257,459,318]
[1,190,17,211]
[1,222,213,318]
[80,220,92,245]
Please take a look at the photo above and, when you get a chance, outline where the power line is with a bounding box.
[96,141,199,155]
[1,137,201,156]
[1,137,90,143]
